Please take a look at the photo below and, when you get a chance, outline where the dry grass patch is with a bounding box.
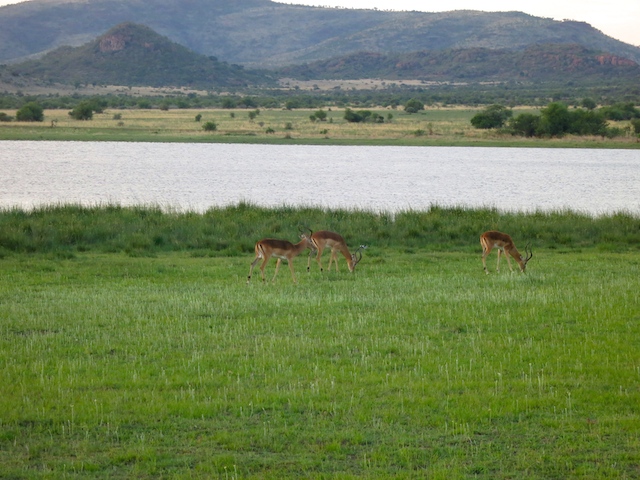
[2,106,639,146]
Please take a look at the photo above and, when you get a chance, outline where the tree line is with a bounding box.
[471,101,640,138]
[1,77,640,115]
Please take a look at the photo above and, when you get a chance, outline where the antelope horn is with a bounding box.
[353,245,367,265]
[525,243,533,262]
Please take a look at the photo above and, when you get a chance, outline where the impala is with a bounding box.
[305,229,366,273]
[480,230,533,274]
[247,233,313,284]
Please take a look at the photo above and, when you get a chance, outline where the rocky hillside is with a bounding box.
[277,44,640,82]
[7,23,275,88]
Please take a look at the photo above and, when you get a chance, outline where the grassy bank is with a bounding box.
[1,206,639,478]
[1,204,639,257]
[1,107,639,147]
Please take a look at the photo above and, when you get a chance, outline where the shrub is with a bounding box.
[605,127,626,138]
[509,113,540,137]
[537,102,571,137]
[404,98,424,114]
[470,104,512,129]
[344,109,384,123]
[568,109,607,136]
[344,108,363,123]
[222,98,237,109]
[0,112,13,122]
[600,102,640,121]
[313,109,327,121]
[16,102,44,122]
[69,101,94,120]
[202,121,217,132]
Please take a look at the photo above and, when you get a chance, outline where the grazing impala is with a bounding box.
[306,229,366,273]
[247,233,313,284]
[480,230,533,274]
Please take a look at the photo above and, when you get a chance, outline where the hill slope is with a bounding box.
[0,0,639,67]
[277,44,640,83]
[7,23,275,88]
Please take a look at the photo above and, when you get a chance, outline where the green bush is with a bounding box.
[600,102,640,120]
[68,101,94,120]
[202,121,217,132]
[312,109,327,121]
[344,108,384,123]
[16,102,44,122]
[404,98,425,114]
[509,113,540,137]
[470,104,512,129]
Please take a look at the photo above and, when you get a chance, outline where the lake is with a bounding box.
[1,141,639,215]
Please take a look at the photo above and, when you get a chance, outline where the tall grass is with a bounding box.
[1,204,638,258]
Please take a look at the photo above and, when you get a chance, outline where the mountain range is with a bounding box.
[1,0,639,91]
[1,0,639,68]
[276,44,640,83]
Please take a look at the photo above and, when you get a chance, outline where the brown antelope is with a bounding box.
[247,233,313,284]
[480,230,533,274]
[305,229,366,273]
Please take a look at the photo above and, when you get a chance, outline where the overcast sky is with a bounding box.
[1,0,638,46]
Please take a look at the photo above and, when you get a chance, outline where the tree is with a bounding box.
[470,104,512,129]
[221,98,237,109]
[16,102,44,122]
[344,108,364,123]
[404,98,424,114]
[600,102,640,121]
[69,101,94,120]
[537,102,571,137]
[344,109,383,123]
[581,98,597,110]
[313,109,327,121]
[568,109,607,136]
[509,113,540,137]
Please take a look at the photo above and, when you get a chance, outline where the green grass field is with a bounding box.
[1,206,639,478]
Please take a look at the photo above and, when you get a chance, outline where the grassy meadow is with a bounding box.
[1,205,639,478]
[1,107,639,147]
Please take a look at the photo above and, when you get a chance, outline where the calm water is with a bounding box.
[1,141,639,215]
